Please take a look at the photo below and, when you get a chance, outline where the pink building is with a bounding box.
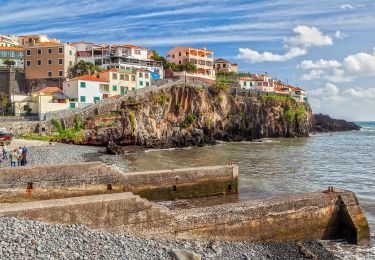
[166,46,215,81]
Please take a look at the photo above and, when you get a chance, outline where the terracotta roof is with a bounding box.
[36,86,62,94]
[112,44,147,50]
[238,77,252,81]
[35,42,62,46]
[167,46,214,55]
[0,46,23,51]
[214,58,229,63]
[70,75,107,82]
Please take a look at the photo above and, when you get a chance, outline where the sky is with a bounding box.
[1,0,375,121]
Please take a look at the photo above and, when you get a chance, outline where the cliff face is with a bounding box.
[313,114,361,132]
[81,84,313,151]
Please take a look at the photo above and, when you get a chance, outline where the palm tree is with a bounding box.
[69,60,101,77]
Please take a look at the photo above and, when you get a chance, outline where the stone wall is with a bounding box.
[0,120,54,136]
[0,162,238,202]
[0,69,27,95]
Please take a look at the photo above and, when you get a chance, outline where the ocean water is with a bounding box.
[123,122,375,257]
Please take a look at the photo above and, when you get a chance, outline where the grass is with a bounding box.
[128,112,136,134]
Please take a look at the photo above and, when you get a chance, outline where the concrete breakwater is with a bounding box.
[0,162,370,246]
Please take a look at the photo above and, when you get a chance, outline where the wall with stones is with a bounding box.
[0,120,54,136]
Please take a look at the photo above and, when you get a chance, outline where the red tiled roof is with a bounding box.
[35,42,61,46]
[70,75,107,82]
[0,46,23,51]
[36,86,62,94]
[238,77,252,81]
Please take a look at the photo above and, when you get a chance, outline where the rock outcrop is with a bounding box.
[313,114,361,132]
[78,83,313,151]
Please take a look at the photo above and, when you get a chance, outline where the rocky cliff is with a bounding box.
[313,114,361,132]
[78,84,312,152]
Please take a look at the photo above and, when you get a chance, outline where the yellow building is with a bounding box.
[97,68,137,95]
[11,87,70,119]
[24,42,76,80]
[166,46,215,81]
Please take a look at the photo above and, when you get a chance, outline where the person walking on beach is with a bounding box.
[17,147,23,166]
[2,145,8,160]
[21,146,28,166]
[10,149,18,167]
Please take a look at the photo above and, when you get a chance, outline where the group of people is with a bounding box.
[1,145,29,167]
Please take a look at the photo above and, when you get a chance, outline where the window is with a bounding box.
[94,97,100,102]
[120,86,126,95]
[131,75,135,81]
[179,52,181,56]
[23,105,30,112]
[146,82,149,86]
[112,73,117,80]
[69,61,73,66]
[58,58,63,65]
[112,85,117,91]
[223,63,226,68]
[139,81,143,86]
[26,60,31,66]
[172,54,175,58]
[134,50,141,55]
[69,50,72,55]
[145,73,149,79]
[80,82,86,88]
[26,49,31,56]
[125,74,129,81]
[37,59,42,66]
[47,71,52,77]
[58,47,63,54]
[48,48,52,54]
[244,82,247,86]
[37,49,42,55]
[58,70,63,77]
[139,72,143,78]
[120,74,124,80]
[48,59,52,65]
[80,96,86,102]
[179,61,182,64]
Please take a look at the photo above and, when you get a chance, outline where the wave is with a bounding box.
[144,147,193,153]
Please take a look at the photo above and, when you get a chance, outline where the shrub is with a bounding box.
[295,105,306,120]
[128,112,136,134]
[217,95,224,103]
[74,115,84,131]
[284,109,295,123]
[185,113,198,125]
[51,118,62,132]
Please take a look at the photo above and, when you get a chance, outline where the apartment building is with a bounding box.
[24,42,76,80]
[0,34,20,47]
[18,34,60,46]
[0,46,24,68]
[166,46,215,81]
[214,58,238,73]
[97,68,137,95]
[73,42,163,78]
[63,75,110,108]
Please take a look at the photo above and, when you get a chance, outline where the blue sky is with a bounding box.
[1,0,375,120]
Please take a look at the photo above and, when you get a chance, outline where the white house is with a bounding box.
[63,75,110,108]
[238,77,257,89]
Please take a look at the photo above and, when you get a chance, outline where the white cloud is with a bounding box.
[237,47,306,63]
[343,48,375,75]
[335,30,346,39]
[340,4,354,10]
[238,25,332,63]
[300,47,375,82]
[288,25,333,48]
[308,83,375,120]
[299,59,341,70]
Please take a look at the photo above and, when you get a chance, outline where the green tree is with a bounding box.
[3,59,16,68]
[178,61,197,73]
[68,60,101,77]
[151,50,168,68]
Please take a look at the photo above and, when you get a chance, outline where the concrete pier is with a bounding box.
[0,162,238,202]
[0,190,370,246]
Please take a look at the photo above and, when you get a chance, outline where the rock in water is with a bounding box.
[313,114,361,132]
